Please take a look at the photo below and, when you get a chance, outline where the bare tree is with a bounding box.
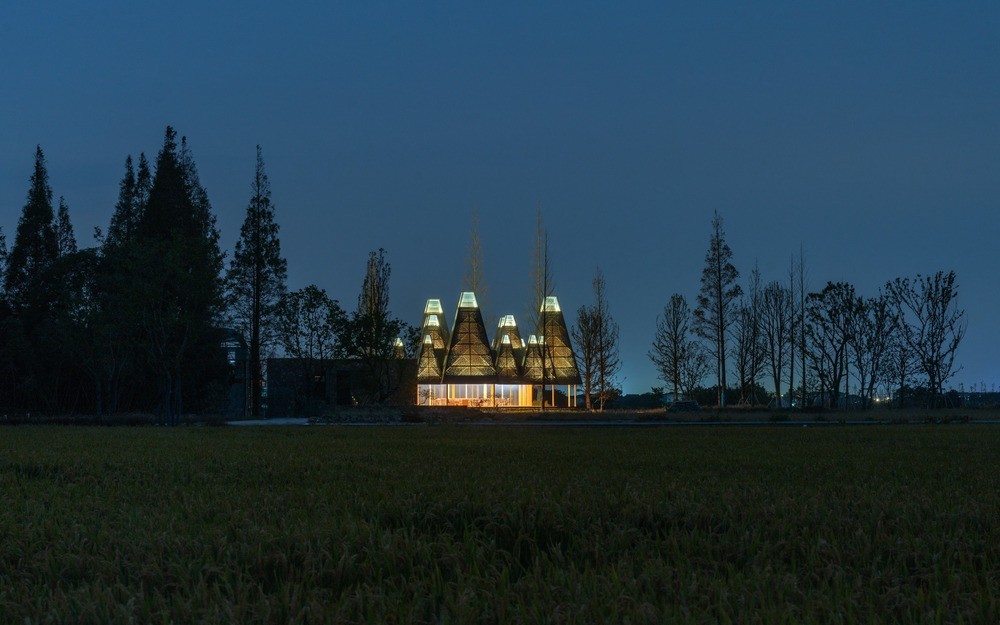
[591,268,620,410]
[463,209,488,315]
[694,212,742,407]
[760,281,793,407]
[572,305,598,410]
[797,247,808,407]
[732,266,765,405]
[527,209,559,408]
[680,340,711,401]
[805,282,856,408]
[649,294,693,401]
[849,294,894,408]
[884,320,919,408]
[786,257,799,409]
[885,271,966,406]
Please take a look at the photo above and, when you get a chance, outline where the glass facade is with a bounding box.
[416,383,533,407]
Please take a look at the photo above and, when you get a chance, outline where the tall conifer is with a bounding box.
[134,127,224,423]
[105,155,138,251]
[225,145,288,418]
[5,146,58,298]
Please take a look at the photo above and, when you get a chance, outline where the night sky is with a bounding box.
[2,2,998,394]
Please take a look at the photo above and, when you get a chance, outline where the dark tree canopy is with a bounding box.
[131,126,225,423]
[5,146,58,298]
[56,197,76,257]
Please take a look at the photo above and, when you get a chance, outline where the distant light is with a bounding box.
[542,296,560,312]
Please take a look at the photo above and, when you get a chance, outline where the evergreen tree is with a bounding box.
[134,126,225,424]
[5,146,58,299]
[105,155,138,251]
[56,197,77,256]
[225,145,288,418]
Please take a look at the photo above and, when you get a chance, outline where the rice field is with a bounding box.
[1,425,998,624]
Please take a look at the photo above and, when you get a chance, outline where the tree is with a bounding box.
[343,249,412,404]
[849,294,894,408]
[694,212,742,406]
[133,127,225,424]
[463,209,488,312]
[225,146,288,418]
[649,294,693,401]
[885,271,966,406]
[572,267,620,411]
[105,155,140,251]
[732,266,765,405]
[5,146,58,300]
[275,285,346,411]
[572,305,598,410]
[56,197,76,257]
[528,209,555,408]
[805,282,856,408]
[760,281,793,407]
[680,341,711,401]
[590,268,620,410]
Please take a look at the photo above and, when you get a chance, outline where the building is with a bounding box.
[415,292,581,407]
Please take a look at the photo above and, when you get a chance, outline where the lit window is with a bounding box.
[459,292,479,308]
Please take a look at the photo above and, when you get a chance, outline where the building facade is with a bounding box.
[416,292,581,407]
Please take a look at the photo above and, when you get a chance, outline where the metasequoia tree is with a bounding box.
[649,293,694,401]
[760,281,792,407]
[133,127,224,424]
[571,267,619,411]
[528,209,555,408]
[885,271,966,405]
[694,212,742,406]
[732,267,765,405]
[225,146,288,418]
[572,305,598,410]
[463,210,488,315]
[5,146,58,299]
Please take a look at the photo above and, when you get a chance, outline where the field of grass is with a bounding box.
[1,425,998,623]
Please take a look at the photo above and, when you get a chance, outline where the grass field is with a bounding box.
[1,425,998,623]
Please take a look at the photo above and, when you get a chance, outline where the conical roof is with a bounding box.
[521,334,545,382]
[416,334,443,381]
[522,296,581,384]
[416,298,448,382]
[494,334,521,381]
[443,291,496,381]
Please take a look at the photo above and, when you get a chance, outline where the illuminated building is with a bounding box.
[416,292,581,407]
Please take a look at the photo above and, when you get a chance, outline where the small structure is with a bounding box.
[416,292,581,407]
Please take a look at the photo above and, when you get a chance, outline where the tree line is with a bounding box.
[649,212,967,409]
[0,128,412,421]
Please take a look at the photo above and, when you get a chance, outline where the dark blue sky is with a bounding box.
[2,2,998,393]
